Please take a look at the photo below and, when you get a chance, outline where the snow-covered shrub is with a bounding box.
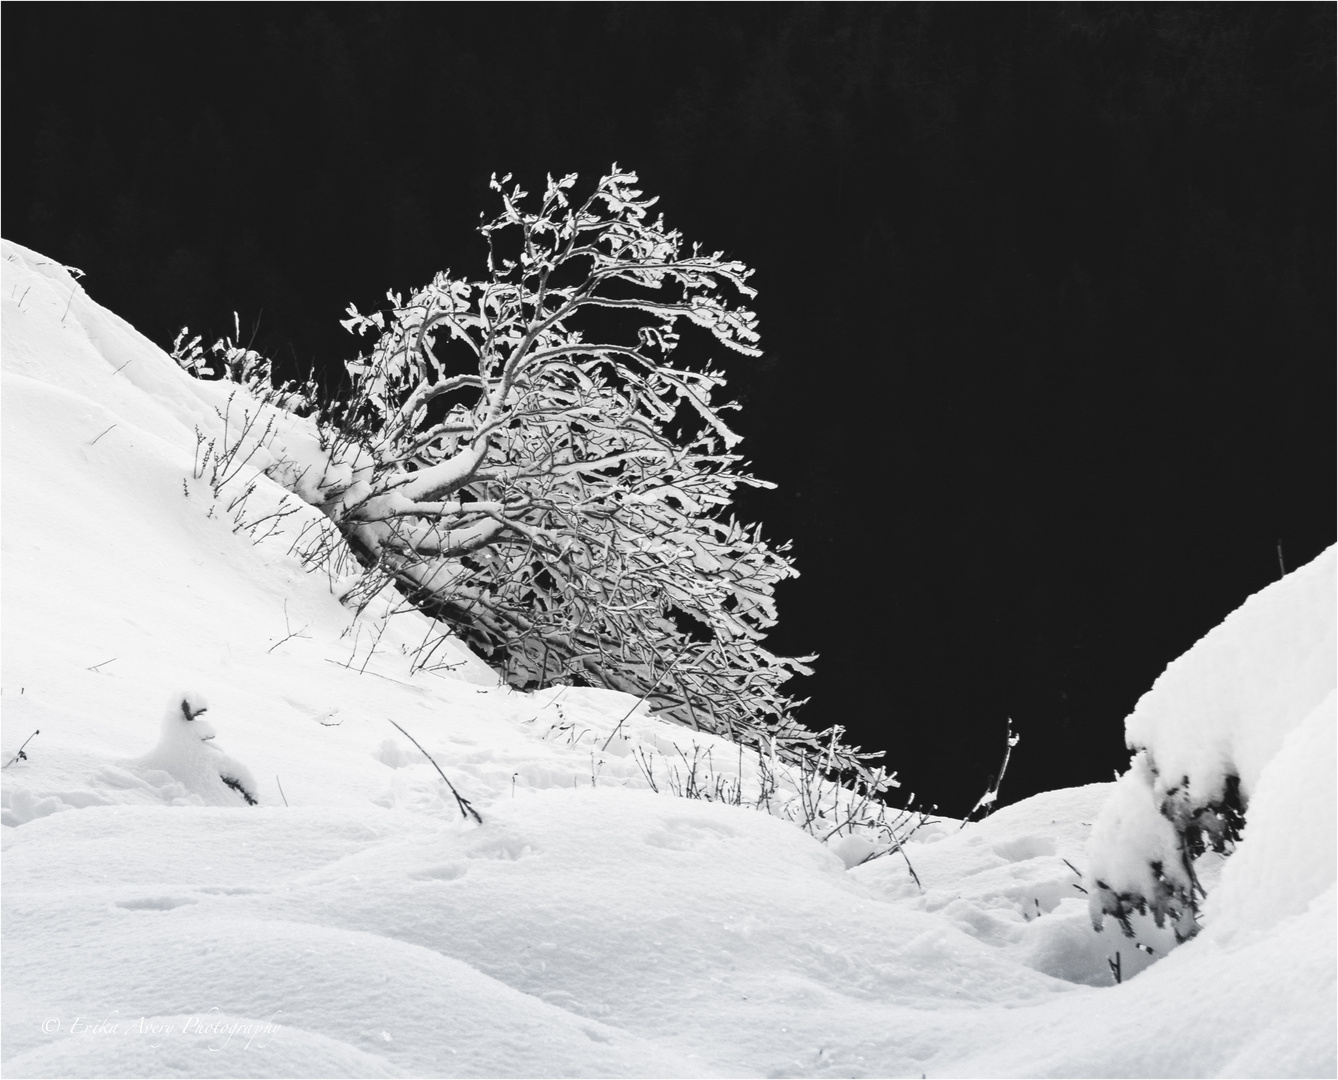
[1085,546,1336,942]
[173,313,270,386]
[173,312,316,416]
[126,692,260,807]
[623,724,918,862]
[175,167,885,786]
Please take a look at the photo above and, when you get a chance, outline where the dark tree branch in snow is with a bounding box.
[2,729,40,770]
[387,718,482,824]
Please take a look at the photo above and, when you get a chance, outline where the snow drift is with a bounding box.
[1086,547,1335,943]
[2,239,1333,1078]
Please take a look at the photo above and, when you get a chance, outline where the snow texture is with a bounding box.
[2,238,1333,1078]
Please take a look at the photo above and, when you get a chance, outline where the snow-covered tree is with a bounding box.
[191,168,880,775]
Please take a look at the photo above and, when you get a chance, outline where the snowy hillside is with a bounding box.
[2,239,1333,1079]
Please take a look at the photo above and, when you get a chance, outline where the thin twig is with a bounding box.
[313,707,343,727]
[387,718,482,824]
[960,718,1020,829]
[3,729,40,769]
[88,423,117,445]
[600,648,690,752]
[87,657,118,672]
[276,775,290,807]
[267,601,311,653]
[356,618,391,676]
[892,840,923,890]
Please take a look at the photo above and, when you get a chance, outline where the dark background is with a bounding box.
[5,3,1333,815]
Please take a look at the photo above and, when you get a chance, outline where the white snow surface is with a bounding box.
[2,239,1333,1078]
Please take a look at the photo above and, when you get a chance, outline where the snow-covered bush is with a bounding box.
[175,168,886,785]
[1085,546,1336,942]
[173,313,315,415]
[127,692,260,807]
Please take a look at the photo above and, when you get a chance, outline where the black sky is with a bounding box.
[4,3,1334,815]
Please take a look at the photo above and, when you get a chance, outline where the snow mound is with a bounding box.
[1086,545,1335,942]
[1126,545,1334,798]
[3,238,1333,1078]
[120,692,260,807]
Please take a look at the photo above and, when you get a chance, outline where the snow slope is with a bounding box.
[2,239,1333,1078]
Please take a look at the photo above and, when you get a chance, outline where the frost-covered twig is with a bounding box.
[960,718,1019,828]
